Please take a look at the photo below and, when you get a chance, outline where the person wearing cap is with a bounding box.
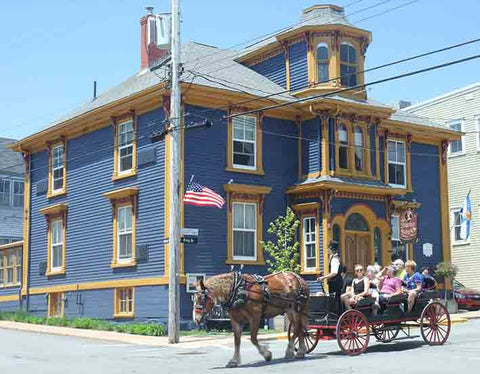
[317,241,343,302]
[392,259,407,280]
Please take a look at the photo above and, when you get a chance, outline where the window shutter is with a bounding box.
[137,244,150,262]
[38,261,47,276]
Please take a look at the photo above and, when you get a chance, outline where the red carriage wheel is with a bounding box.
[336,310,370,356]
[288,324,320,354]
[420,302,451,346]
[372,324,400,343]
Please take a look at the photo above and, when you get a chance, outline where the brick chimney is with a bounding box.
[140,12,169,69]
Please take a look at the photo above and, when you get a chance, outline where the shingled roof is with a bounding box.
[0,137,23,175]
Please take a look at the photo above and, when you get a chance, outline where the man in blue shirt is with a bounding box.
[402,260,424,312]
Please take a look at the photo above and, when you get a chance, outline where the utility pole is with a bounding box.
[168,0,181,344]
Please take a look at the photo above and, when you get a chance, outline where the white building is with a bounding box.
[403,83,480,289]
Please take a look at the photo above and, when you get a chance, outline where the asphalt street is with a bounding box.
[1,319,480,374]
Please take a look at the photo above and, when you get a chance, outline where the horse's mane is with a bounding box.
[205,273,234,304]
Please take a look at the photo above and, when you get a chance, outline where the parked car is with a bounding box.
[453,280,480,310]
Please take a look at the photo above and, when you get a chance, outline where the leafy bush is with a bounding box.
[0,310,165,336]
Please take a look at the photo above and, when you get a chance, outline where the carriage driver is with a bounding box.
[317,241,343,301]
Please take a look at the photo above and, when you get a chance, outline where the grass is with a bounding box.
[0,310,165,337]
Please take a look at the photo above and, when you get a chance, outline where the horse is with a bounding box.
[193,271,310,368]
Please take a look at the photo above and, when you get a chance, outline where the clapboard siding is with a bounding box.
[249,53,286,88]
[289,41,308,91]
[301,118,321,175]
[29,107,166,289]
[405,85,480,288]
[183,105,298,277]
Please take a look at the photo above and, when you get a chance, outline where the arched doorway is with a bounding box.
[344,213,371,273]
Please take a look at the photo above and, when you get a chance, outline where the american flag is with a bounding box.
[183,181,225,209]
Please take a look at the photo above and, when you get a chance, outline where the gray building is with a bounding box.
[0,138,24,244]
[402,83,480,289]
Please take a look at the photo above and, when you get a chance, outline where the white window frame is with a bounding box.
[0,177,24,208]
[51,145,65,194]
[0,178,10,207]
[451,207,470,246]
[303,217,317,272]
[118,120,135,175]
[387,140,407,189]
[50,219,63,273]
[391,214,408,261]
[447,120,465,157]
[13,180,24,207]
[476,115,480,152]
[117,205,133,262]
[232,115,257,171]
[232,202,257,261]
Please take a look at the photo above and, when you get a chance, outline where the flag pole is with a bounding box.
[189,174,194,184]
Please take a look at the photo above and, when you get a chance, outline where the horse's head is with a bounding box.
[193,279,214,325]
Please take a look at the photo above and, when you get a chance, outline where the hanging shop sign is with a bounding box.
[399,208,418,242]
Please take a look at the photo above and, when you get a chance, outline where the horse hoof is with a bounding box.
[226,360,238,368]
[264,351,272,362]
[295,352,305,359]
[285,351,295,360]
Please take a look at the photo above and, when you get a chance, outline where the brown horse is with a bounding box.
[193,271,309,368]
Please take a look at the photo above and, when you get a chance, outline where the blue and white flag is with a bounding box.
[460,193,472,240]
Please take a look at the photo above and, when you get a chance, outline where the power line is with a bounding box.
[225,54,480,119]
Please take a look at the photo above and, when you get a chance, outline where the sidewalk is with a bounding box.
[1,309,478,347]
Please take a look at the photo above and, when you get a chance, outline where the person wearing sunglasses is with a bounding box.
[341,264,370,310]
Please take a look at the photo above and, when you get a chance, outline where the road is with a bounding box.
[1,319,480,374]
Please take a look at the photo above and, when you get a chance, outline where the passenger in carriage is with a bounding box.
[341,264,370,309]
[366,265,380,299]
[392,259,407,281]
[376,265,403,306]
[402,260,424,312]
[421,267,437,289]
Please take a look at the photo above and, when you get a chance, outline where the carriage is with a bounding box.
[288,289,451,356]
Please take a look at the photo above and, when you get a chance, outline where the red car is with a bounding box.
[453,280,480,310]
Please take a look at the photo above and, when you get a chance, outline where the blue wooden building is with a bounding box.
[1,4,460,324]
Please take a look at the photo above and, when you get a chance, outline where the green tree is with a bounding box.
[262,207,301,274]
[435,261,458,300]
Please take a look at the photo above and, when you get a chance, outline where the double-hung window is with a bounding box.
[117,205,133,262]
[303,217,316,271]
[51,145,65,194]
[316,43,329,84]
[232,115,256,170]
[0,179,10,206]
[391,215,407,262]
[340,43,357,87]
[387,140,406,188]
[451,208,468,245]
[114,287,134,318]
[448,121,465,156]
[0,247,22,286]
[50,219,64,273]
[354,126,364,172]
[233,202,257,261]
[13,181,24,207]
[338,124,349,170]
[118,120,134,174]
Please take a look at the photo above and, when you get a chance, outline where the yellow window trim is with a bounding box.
[113,287,135,318]
[112,112,137,181]
[383,135,412,192]
[293,203,321,274]
[224,184,271,265]
[226,111,264,175]
[47,140,67,199]
[42,207,67,277]
[107,191,138,268]
[47,292,65,318]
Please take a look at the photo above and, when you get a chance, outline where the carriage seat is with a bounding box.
[356,297,375,309]
[387,294,407,305]
[418,290,441,300]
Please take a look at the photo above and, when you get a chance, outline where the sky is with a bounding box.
[1,0,479,140]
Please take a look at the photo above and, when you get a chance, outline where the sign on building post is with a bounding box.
[399,208,418,242]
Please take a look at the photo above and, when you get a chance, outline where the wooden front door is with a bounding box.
[344,232,371,274]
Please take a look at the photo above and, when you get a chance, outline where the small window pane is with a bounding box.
[345,213,369,231]
[0,179,11,206]
[244,204,256,230]
[338,124,348,143]
[317,45,328,60]
[233,204,244,229]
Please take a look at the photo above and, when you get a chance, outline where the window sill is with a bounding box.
[448,152,466,159]
[113,313,134,319]
[226,259,265,266]
[46,268,66,277]
[0,283,21,289]
[112,170,137,181]
[452,241,470,247]
[47,189,67,199]
[331,170,374,180]
[301,270,320,276]
[225,166,265,176]
[111,260,137,269]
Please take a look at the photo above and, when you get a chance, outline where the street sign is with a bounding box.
[181,228,199,236]
[181,237,198,244]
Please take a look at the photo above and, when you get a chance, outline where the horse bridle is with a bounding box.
[194,288,214,314]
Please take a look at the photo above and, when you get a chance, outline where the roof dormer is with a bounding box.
[239,4,372,100]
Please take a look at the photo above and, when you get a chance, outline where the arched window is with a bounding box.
[345,213,369,231]
[354,126,364,171]
[338,123,349,170]
[374,227,382,264]
[316,43,329,83]
[340,43,357,87]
